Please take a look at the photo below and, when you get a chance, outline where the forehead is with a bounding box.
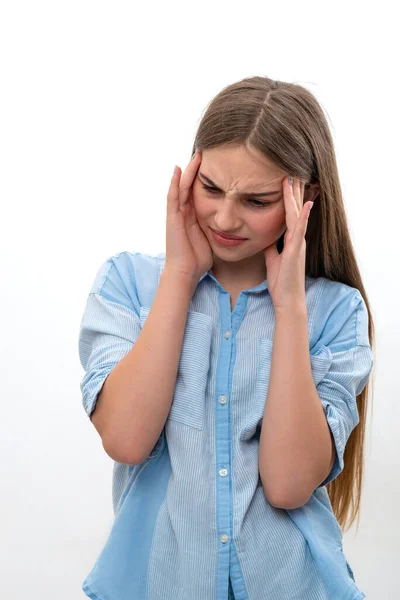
[200,145,285,186]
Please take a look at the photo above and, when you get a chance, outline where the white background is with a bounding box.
[1,1,398,598]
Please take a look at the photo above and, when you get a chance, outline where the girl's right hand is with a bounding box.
[165,151,214,284]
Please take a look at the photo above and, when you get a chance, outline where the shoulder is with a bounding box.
[305,275,364,307]
[305,276,370,350]
[88,249,166,310]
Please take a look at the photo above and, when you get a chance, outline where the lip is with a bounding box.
[210,228,247,246]
[210,228,247,241]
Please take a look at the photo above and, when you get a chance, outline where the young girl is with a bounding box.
[78,76,374,600]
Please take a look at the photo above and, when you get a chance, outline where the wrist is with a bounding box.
[274,301,308,320]
[161,266,199,294]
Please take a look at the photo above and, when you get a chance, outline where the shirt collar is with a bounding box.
[197,269,268,294]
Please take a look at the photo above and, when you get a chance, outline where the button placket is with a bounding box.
[216,307,234,564]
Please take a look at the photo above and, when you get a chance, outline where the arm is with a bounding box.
[91,267,196,465]
[258,303,335,509]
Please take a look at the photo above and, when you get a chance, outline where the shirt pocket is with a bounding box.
[139,306,213,430]
[240,339,333,442]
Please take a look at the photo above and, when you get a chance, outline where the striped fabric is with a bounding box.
[78,250,373,600]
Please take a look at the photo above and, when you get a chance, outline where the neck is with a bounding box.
[211,253,266,289]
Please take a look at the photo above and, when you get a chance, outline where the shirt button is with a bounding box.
[220,534,229,543]
[219,395,227,404]
[224,330,231,339]
[219,468,228,477]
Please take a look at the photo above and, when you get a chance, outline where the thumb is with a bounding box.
[264,242,279,267]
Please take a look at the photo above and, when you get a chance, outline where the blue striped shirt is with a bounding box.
[78,250,373,600]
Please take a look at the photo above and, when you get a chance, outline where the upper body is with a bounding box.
[78,249,372,600]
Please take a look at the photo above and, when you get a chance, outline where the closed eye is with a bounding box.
[201,184,273,208]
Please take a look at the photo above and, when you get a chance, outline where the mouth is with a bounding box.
[210,228,248,246]
[210,227,247,241]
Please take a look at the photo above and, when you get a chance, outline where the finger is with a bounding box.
[179,151,202,207]
[294,177,304,213]
[298,181,305,209]
[293,177,300,211]
[283,176,300,233]
[292,201,313,252]
[167,165,182,215]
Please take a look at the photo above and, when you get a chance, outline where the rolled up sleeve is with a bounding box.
[78,256,142,419]
[79,294,142,418]
[310,287,374,487]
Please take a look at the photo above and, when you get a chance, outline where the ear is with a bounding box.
[304,182,320,204]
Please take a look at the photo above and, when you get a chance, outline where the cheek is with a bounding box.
[192,191,211,219]
[192,193,202,217]
[255,206,286,235]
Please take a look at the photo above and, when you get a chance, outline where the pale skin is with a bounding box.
[173,144,335,509]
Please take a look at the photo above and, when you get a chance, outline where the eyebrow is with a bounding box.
[198,172,281,198]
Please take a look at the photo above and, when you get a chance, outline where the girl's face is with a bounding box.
[192,144,288,267]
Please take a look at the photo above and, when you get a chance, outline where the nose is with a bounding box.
[214,198,243,231]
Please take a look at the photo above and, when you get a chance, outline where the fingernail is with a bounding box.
[288,176,293,186]
[173,165,177,175]
[309,201,314,214]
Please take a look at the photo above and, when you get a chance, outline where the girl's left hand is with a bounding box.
[264,176,314,311]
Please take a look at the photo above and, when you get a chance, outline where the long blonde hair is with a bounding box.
[191,76,375,534]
